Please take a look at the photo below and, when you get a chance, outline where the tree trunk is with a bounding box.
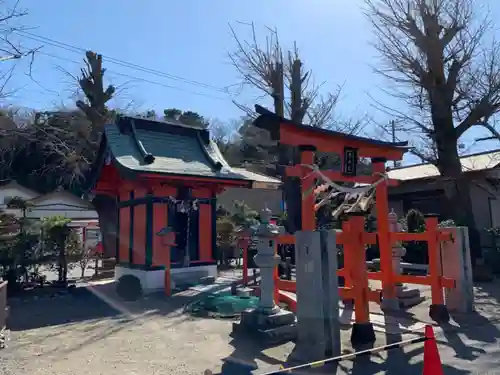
[57,242,68,285]
[434,119,481,264]
[443,174,481,263]
[92,194,118,259]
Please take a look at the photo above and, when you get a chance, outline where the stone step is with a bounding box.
[257,323,298,344]
[399,295,425,308]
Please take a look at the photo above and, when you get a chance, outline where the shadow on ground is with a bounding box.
[8,286,121,331]
[7,281,204,331]
[209,334,285,375]
[7,270,253,332]
[207,304,497,375]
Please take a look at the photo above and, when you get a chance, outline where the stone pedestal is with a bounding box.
[232,208,296,344]
[393,247,424,307]
[233,308,297,344]
[382,210,424,309]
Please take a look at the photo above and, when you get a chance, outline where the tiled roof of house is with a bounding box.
[387,150,500,181]
[231,168,282,189]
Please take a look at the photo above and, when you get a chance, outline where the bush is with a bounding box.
[400,209,428,264]
[405,209,426,232]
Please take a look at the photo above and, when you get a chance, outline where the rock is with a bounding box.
[116,275,143,301]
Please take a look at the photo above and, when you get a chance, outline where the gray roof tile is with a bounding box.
[104,120,252,182]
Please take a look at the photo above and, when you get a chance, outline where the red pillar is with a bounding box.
[300,147,316,231]
[372,159,396,302]
[192,188,214,263]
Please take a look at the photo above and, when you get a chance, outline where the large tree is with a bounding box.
[229,23,365,232]
[8,52,117,257]
[365,0,500,261]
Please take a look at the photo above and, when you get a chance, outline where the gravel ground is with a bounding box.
[2,274,500,374]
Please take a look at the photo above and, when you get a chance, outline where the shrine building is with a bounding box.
[88,115,275,291]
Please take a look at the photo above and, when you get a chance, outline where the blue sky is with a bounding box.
[3,0,500,162]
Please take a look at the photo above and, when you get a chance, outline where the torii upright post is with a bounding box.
[372,158,398,309]
[299,145,316,231]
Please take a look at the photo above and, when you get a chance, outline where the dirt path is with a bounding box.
[2,278,500,374]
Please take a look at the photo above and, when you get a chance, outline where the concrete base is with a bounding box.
[381,287,425,310]
[350,322,376,347]
[114,264,217,293]
[381,297,400,310]
[429,304,450,323]
[232,308,297,345]
[397,287,425,308]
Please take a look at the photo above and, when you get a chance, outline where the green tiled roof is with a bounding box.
[104,116,253,183]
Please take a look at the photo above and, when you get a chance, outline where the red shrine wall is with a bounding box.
[119,189,130,263]
[133,187,148,266]
[152,185,176,267]
[119,184,216,268]
[96,164,233,268]
[192,187,213,263]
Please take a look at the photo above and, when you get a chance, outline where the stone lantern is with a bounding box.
[253,207,281,313]
[388,209,406,293]
[232,208,296,343]
[388,209,423,307]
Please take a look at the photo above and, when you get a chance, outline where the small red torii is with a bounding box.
[253,104,409,304]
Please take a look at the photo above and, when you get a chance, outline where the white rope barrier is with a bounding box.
[299,164,389,210]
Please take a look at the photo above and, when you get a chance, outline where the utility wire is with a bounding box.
[14,30,233,94]
[34,50,230,101]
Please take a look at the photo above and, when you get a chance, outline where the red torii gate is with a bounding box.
[253,104,409,304]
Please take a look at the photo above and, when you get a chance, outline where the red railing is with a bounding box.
[239,214,455,325]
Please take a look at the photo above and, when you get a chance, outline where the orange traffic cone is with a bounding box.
[423,325,444,375]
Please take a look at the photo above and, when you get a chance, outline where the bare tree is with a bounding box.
[0,0,40,98]
[229,23,365,232]
[13,52,117,257]
[365,0,500,261]
[229,22,347,128]
[73,52,117,259]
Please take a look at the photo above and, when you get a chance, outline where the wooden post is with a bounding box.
[341,219,353,290]
[300,147,316,231]
[372,159,397,309]
[348,215,370,324]
[346,214,376,346]
[426,215,450,322]
[240,236,250,286]
[162,232,176,297]
[274,243,280,304]
[425,216,443,306]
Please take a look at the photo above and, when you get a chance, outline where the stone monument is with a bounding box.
[292,229,341,362]
[440,226,474,313]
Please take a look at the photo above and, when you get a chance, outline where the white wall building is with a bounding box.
[0,181,98,221]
